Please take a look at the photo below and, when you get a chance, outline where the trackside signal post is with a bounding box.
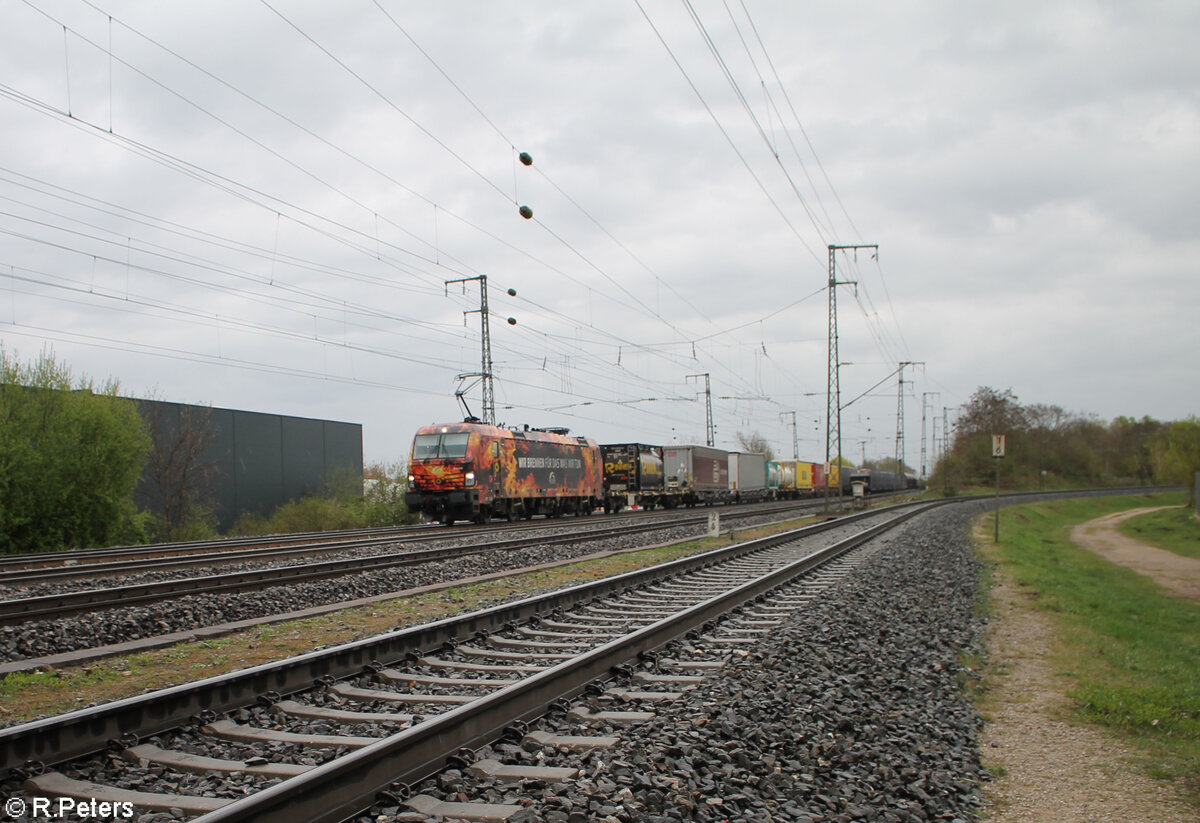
[992,434,1005,541]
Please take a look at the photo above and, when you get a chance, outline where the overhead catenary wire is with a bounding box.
[634,0,825,270]
[720,0,839,240]
[15,3,746,368]
[681,0,832,248]
[61,0,762,394]
[352,2,765,367]
[13,3,479,282]
[0,168,448,301]
[2,4,914,460]
[355,4,800,409]
[735,0,864,243]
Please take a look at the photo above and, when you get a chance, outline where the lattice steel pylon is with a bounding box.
[825,244,876,510]
[446,274,496,425]
[895,361,923,474]
[921,391,939,479]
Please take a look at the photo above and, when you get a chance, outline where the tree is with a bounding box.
[139,401,220,541]
[862,457,913,474]
[360,461,415,526]
[1149,418,1200,507]
[0,347,151,552]
[735,431,775,461]
[1105,416,1163,483]
[931,387,1168,492]
[947,387,1028,485]
[955,387,1028,437]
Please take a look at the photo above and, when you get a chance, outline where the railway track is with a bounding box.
[1,498,945,822]
[0,500,826,625]
[0,524,433,573]
[0,498,839,581]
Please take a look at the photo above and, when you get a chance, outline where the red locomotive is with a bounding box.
[405,421,603,525]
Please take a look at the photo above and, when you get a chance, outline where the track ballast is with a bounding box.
[1,499,992,823]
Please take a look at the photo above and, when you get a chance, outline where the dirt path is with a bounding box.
[977,513,1199,822]
[1069,506,1200,601]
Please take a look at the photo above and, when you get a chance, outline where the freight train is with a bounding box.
[405,419,874,524]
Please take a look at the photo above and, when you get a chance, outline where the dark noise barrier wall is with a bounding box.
[134,398,363,532]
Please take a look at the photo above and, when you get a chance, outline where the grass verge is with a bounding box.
[978,492,1200,799]
[1117,500,1200,560]
[0,516,808,725]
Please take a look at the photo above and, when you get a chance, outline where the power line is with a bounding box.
[259,0,513,206]
[634,0,824,268]
[10,4,778,410]
[3,4,911,450]
[683,0,832,247]
[735,0,864,243]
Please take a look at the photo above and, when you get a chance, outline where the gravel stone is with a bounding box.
[371,503,991,822]
[0,519,725,662]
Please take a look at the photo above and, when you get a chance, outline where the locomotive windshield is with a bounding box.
[413,432,470,459]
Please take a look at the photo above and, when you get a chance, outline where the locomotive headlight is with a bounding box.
[464,471,476,487]
[408,474,415,485]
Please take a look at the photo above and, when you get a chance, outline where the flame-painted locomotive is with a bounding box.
[405,421,603,525]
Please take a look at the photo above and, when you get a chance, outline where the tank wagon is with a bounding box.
[601,443,669,512]
[406,422,602,525]
[769,459,820,499]
[770,460,793,498]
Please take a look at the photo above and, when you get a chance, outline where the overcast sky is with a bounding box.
[1,1,1196,470]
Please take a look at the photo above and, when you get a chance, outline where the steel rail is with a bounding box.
[0,520,679,622]
[0,536,427,587]
[0,498,822,575]
[0,503,820,623]
[0,500,813,587]
[195,501,948,823]
[0,502,916,776]
[0,525,432,570]
[0,486,1156,574]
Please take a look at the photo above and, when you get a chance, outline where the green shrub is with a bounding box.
[230,462,416,536]
[0,347,151,552]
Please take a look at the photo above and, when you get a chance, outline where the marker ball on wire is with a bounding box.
[518,151,533,166]
[519,205,533,219]
[507,288,517,296]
